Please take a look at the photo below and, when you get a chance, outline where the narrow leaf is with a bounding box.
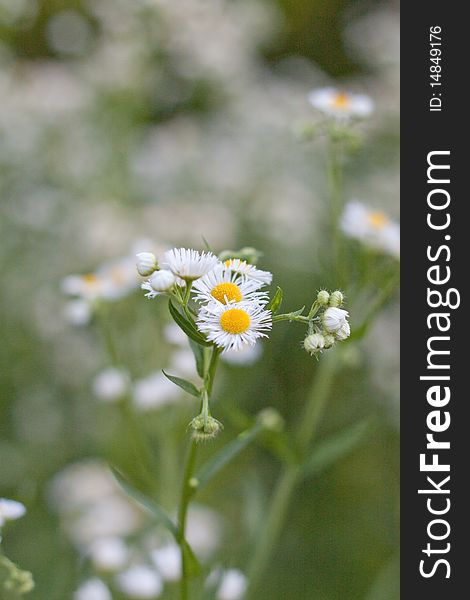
[162,371,200,398]
[196,423,263,491]
[112,467,179,537]
[168,300,211,346]
[268,287,283,314]
[302,419,371,479]
[189,339,205,378]
[290,306,305,317]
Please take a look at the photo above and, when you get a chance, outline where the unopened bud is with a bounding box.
[136,252,158,276]
[323,334,336,349]
[149,269,176,292]
[329,291,344,307]
[317,290,330,305]
[189,414,223,442]
[303,333,325,355]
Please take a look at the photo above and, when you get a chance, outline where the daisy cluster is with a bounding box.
[138,248,273,353]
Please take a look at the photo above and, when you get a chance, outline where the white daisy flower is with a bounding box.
[322,307,349,334]
[163,248,219,282]
[192,266,269,306]
[0,498,26,527]
[116,565,163,599]
[308,87,374,119]
[74,578,112,600]
[341,200,400,259]
[197,301,272,352]
[222,259,272,285]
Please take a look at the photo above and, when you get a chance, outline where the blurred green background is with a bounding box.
[0,0,399,598]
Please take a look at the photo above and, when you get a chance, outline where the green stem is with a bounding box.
[178,345,220,600]
[246,353,337,597]
[272,313,310,324]
[327,136,345,285]
[178,440,199,600]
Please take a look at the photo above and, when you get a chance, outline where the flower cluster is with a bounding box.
[138,248,273,353]
[303,290,351,357]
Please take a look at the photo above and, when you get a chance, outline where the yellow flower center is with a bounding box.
[82,273,99,285]
[220,308,251,334]
[332,93,350,109]
[211,282,243,304]
[367,211,389,229]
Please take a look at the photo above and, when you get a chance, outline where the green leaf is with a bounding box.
[189,339,205,378]
[302,419,371,479]
[268,287,283,314]
[112,467,179,537]
[290,306,305,317]
[162,371,200,398]
[195,423,263,491]
[168,299,211,346]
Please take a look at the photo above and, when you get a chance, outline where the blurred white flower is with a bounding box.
[185,504,223,560]
[74,578,112,600]
[223,259,272,285]
[151,543,182,582]
[70,496,142,546]
[169,348,197,379]
[92,368,129,403]
[341,201,400,259]
[163,323,189,347]
[46,10,92,56]
[217,569,247,600]
[136,252,158,277]
[322,307,349,334]
[116,565,163,599]
[0,498,26,526]
[308,87,374,119]
[88,536,129,572]
[221,343,262,366]
[63,299,92,326]
[49,461,117,512]
[163,248,219,282]
[133,372,181,412]
[197,301,272,352]
[62,257,139,302]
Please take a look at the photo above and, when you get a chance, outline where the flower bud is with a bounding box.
[136,252,158,276]
[316,290,330,305]
[335,321,351,341]
[323,334,336,349]
[329,290,344,307]
[322,307,349,333]
[149,269,176,292]
[189,415,223,442]
[303,333,325,355]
